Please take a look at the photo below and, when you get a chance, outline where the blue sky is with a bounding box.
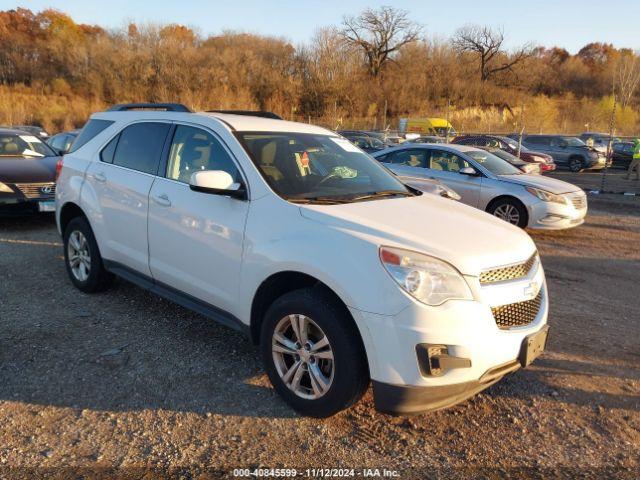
[5,0,639,53]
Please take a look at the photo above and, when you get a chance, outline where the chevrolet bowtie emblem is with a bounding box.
[524,281,540,299]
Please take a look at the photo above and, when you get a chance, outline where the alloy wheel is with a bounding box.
[493,204,520,225]
[67,230,91,282]
[569,159,582,172]
[272,314,334,400]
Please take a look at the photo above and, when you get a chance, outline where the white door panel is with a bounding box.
[148,179,249,313]
[84,162,155,276]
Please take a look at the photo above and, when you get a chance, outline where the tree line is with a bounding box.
[0,6,638,134]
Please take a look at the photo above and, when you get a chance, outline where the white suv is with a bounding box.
[56,104,549,417]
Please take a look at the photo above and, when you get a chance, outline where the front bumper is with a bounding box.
[527,196,587,230]
[350,260,548,414]
[373,325,549,414]
[587,156,607,170]
[0,196,56,215]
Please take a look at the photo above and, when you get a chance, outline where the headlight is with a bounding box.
[526,187,567,205]
[436,184,461,201]
[380,247,473,306]
[0,182,14,193]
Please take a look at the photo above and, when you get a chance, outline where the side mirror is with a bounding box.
[189,170,247,200]
[459,166,479,176]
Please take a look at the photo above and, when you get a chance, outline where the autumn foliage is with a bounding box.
[0,7,638,135]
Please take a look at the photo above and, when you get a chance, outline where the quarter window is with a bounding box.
[165,125,240,183]
[111,122,170,175]
[100,134,119,163]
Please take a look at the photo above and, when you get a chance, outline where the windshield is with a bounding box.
[487,149,522,163]
[238,132,412,202]
[466,150,522,175]
[500,137,534,153]
[0,133,56,157]
[561,137,587,147]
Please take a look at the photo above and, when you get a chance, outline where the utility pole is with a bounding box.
[517,105,525,159]
[445,99,451,143]
[600,91,617,193]
[382,99,387,133]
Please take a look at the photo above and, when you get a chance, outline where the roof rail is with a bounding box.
[106,103,192,112]
[207,110,282,120]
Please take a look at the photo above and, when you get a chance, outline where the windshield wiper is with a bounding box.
[288,196,347,205]
[344,190,414,202]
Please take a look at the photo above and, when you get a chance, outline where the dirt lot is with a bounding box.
[0,181,638,478]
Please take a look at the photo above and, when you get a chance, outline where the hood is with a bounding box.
[0,155,58,183]
[497,173,581,194]
[299,194,535,276]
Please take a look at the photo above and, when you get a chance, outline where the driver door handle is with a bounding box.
[152,193,171,207]
[94,172,106,183]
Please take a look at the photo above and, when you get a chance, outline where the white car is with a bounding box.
[56,104,549,417]
[372,144,587,230]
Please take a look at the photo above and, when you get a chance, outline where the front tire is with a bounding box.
[260,288,369,417]
[63,216,113,293]
[569,156,584,172]
[488,198,528,228]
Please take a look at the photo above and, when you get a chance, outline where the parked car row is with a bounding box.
[371,143,587,230]
[54,103,550,417]
[451,135,555,172]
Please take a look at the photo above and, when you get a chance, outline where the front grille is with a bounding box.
[480,254,537,284]
[570,193,587,210]
[14,182,55,199]
[491,291,542,330]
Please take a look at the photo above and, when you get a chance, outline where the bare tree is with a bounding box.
[339,6,421,77]
[615,51,640,108]
[453,24,532,82]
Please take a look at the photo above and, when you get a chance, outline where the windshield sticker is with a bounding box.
[330,137,361,153]
[19,135,42,144]
[332,166,358,179]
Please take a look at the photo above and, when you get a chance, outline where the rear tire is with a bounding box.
[569,156,583,172]
[487,198,528,228]
[63,216,113,293]
[260,288,369,417]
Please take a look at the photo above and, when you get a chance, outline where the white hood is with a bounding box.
[299,194,536,276]
[498,173,582,194]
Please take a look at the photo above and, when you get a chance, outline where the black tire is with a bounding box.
[569,156,584,172]
[487,197,528,228]
[260,287,369,417]
[63,216,113,293]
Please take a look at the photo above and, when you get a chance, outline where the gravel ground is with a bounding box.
[0,191,638,479]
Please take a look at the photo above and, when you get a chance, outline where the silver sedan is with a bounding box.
[371,144,587,229]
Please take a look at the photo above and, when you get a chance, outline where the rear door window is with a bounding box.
[386,149,427,168]
[527,137,550,146]
[112,122,170,175]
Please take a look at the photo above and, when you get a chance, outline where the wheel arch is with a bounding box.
[59,201,87,235]
[485,195,529,227]
[250,271,360,346]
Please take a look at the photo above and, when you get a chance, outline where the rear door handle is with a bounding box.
[152,193,171,207]
[94,172,106,183]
